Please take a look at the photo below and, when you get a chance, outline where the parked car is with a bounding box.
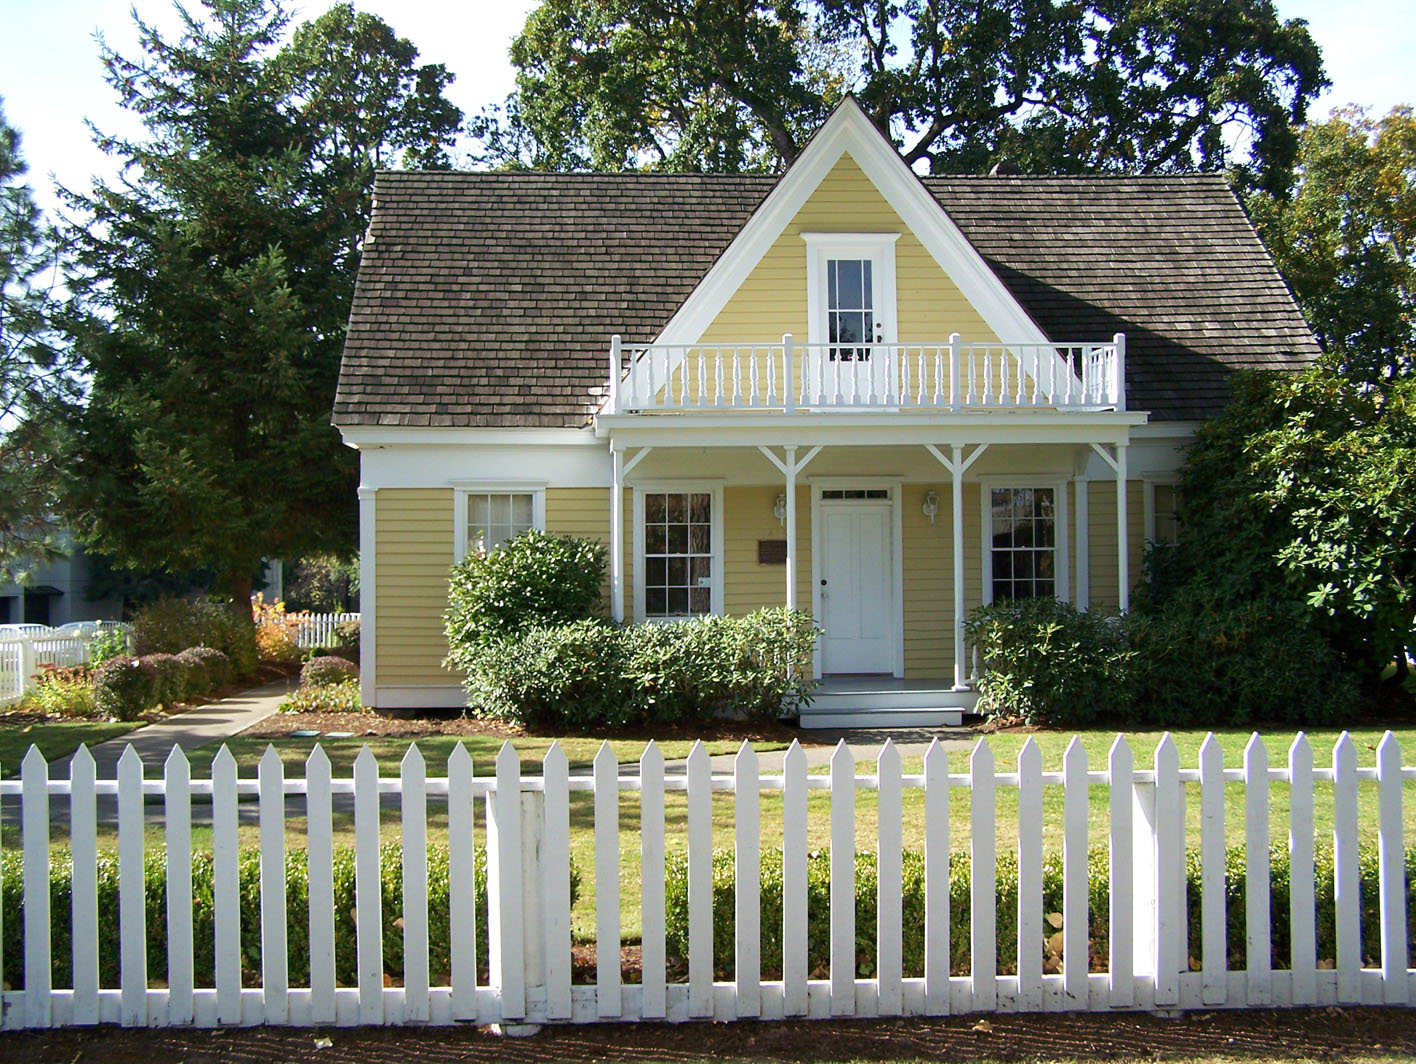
[0,623,52,639]
[51,621,104,639]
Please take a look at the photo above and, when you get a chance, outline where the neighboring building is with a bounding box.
[333,99,1318,725]
[0,530,125,626]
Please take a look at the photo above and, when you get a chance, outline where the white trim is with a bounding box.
[374,685,466,710]
[451,484,547,564]
[809,477,905,680]
[357,485,376,707]
[802,233,900,345]
[1129,421,1202,439]
[340,426,602,448]
[978,477,1071,606]
[630,480,725,623]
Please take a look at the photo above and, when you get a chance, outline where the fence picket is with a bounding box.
[1153,735,1182,1007]
[259,746,289,1024]
[1243,734,1272,1004]
[1376,732,1406,1003]
[686,741,713,1018]
[212,745,242,1024]
[1108,737,1133,1007]
[593,742,622,1018]
[306,745,336,1025]
[830,741,856,1016]
[353,745,384,1024]
[164,747,194,1026]
[70,745,100,1025]
[1332,732,1361,1003]
[1198,733,1226,1004]
[545,742,574,1020]
[21,746,50,1028]
[1287,733,1316,1006]
[446,743,477,1021]
[877,739,903,1016]
[1061,738,1087,1008]
[401,743,429,1021]
[923,739,950,1015]
[117,746,147,1026]
[970,740,996,1011]
[782,740,809,1016]
[734,743,762,1017]
[1017,738,1043,1012]
[636,742,665,1020]
[487,742,525,1021]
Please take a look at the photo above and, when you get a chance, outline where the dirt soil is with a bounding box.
[1,1006,1411,1063]
[248,711,804,745]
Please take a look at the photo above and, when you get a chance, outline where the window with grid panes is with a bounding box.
[643,492,712,617]
[466,492,535,556]
[1152,483,1181,544]
[989,487,1056,600]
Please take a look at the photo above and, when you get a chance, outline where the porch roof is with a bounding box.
[335,172,1319,430]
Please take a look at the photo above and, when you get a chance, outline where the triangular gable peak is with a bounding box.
[651,98,1056,370]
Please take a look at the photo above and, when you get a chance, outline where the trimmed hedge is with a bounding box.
[0,844,579,991]
[130,597,258,678]
[174,646,233,697]
[91,656,159,721]
[300,655,359,688]
[666,845,1416,980]
[143,653,186,707]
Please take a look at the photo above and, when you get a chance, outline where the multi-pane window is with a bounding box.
[827,258,874,361]
[990,487,1056,600]
[466,492,535,557]
[643,492,712,618]
[1152,483,1181,544]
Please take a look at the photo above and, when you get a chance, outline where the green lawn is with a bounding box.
[0,719,141,777]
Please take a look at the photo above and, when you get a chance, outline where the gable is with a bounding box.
[698,154,998,346]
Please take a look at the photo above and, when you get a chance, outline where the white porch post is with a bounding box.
[951,445,967,691]
[1073,474,1090,610]
[784,445,798,610]
[1116,443,1129,613]
[610,446,625,623]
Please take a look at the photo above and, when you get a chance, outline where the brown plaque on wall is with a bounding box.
[758,539,788,565]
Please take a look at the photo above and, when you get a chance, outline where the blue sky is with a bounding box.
[3,0,1413,216]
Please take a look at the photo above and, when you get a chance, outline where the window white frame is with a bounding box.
[802,233,900,345]
[451,482,546,563]
[632,480,725,623]
[979,478,1071,605]
[1143,474,1181,545]
[809,477,905,679]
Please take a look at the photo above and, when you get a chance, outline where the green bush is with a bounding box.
[0,844,579,991]
[665,844,1416,981]
[91,656,159,721]
[173,648,212,700]
[87,627,129,666]
[444,530,606,662]
[466,609,818,729]
[142,653,186,707]
[25,666,95,717]
[300,655,359,688]
[130,597,258,678]
[178,646,233,691]
[327,618,360,663]
[966,599,1136,726]
[278,678,364,714]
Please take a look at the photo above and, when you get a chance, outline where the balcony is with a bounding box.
[606,333,1125,416]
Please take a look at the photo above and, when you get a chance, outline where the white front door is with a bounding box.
[818,501,894,674]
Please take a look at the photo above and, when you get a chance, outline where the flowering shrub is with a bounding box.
[252,593,300,663]
[26,665,95,718]
[277,678,363,714]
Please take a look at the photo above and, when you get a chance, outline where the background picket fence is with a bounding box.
[0,731,1412,1030]
[0,624,129,705]
[291,612,358,650]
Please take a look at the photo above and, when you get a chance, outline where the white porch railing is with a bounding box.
[607,333,1125,414]
[2,731,1412,1029]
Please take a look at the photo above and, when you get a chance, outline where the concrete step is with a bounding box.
[797,683,977,729]
[798,705,967,729]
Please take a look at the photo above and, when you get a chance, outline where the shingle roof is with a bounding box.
[334,171,1318,428]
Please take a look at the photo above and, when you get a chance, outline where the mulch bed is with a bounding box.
[1,1006,1411,1063]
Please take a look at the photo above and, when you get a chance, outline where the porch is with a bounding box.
[802,676,977,729]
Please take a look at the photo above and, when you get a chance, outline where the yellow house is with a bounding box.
[333,99,1319,725]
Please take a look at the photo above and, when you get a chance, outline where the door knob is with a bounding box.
[820,579,827,586]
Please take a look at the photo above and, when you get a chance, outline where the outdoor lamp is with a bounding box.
[773,493,787,525]
[922,490,939,524]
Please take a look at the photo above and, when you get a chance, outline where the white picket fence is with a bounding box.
[291,612,358,650]
[0,625,129,705]
[0,731,1412,1030]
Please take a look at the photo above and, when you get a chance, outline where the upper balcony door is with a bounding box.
[803,233,899,405]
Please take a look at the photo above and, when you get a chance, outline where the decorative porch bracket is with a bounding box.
[610,445,654,623]
[924,443,989,691]
[1089,442,1130,613]
[757,445,822,610]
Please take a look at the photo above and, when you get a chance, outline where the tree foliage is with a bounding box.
[60,0,460,605]
[475,0,1326,192]
[1247,106,1416,383]
[0,99,76,575]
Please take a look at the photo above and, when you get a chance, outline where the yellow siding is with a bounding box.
[375,489,457,685]
[543,487,630,611]
[723,486,811,616]
[1087,480,1144,613]
[902,484,952,676]
[697,154,999,348]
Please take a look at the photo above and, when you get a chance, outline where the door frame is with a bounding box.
[810,477,905,679]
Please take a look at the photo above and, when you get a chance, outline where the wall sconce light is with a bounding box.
[922,490,939,525]
[773,493,787,525]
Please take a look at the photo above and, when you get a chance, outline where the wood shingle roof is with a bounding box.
[333,170,1319,428]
